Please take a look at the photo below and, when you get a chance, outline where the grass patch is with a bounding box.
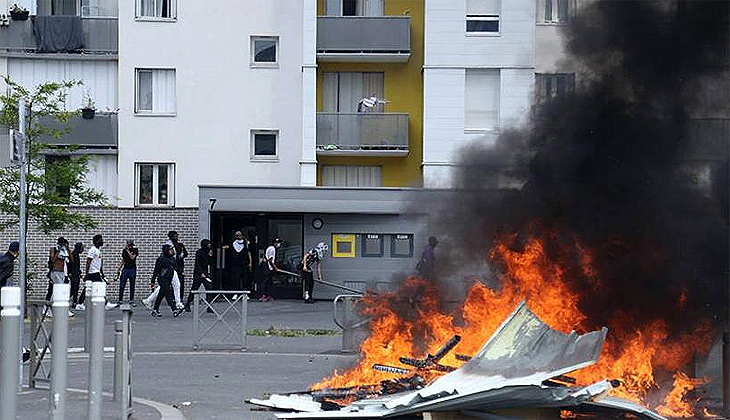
[247,325,341,337]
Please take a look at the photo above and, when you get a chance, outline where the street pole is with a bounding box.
[50,283,70,420]
[1,286,21,420]
[18,97,27,391]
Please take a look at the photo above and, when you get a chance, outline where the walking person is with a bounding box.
[167,231,188,308]
[301,242,327,304]
[150,244,183,317]
[227,231,252,295]
[184,239,213,312]
[0,241,19,311]
[416,236,438,280]
[116,240,138,306]
[46,237,75,316]
[69,242,83,309]
[78,234,115,310]
[0,240,30,362]
[45,237,72,301]
[260,237,282,302]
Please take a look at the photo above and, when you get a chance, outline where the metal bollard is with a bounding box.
[50,283,70,420]
[1,287,21,420]
[87,282,105,420]
[120,305,133,419]
[342,297,353,353]
[113,320,123,401]
[84,280,92,352]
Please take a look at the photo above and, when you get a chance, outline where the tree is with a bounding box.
[0,75,108,234]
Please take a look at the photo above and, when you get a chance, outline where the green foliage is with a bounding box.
[0,75,108,234]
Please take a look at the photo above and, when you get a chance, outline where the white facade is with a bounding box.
[117,0,316,208]
[422,0,535,188]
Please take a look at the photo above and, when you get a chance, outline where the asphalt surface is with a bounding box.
[12,297,727,419]
[16,298,360,419]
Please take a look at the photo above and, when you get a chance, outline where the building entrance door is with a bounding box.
[211,213,303,299]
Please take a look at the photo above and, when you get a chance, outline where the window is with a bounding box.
[135,69,176,115]
[251,36,279,67]
[81,0,118,17]
[135,163,174,206]
[251,130,279,161]
[136,0,176,19]
[45,155,71,204]
[324,0,383,16]
[466,0,500,33]
[538,0,571,24]
[362,234,384,257]
[332,234,357,258]
[465,69,500,131]
[391,234,413,258]
[321,166,382,187]
[535,73,575,103]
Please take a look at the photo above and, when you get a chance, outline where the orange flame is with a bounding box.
[313,235,715,416]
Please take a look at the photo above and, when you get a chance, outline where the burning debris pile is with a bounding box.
[250,302,665,419]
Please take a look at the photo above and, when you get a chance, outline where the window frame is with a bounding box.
[134,162,175,207]
[135,0,177,21]
[390,234,414,258]
[537,0,571,25]
[465,0,501,36]
[464,68,500,132]
[361,234,384,258]
[134,68,177,116]
[250,36,280,68]
[332,234,357,258]
[250,129,280,162]
[534,72,575,104]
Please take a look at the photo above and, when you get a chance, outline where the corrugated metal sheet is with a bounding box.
[249,302,665,420]
[8,58,117,110]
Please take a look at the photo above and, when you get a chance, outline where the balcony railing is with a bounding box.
[317,112,408,156]
[317,16,410,62]
[0,17,117,54]
[38,112,118,148]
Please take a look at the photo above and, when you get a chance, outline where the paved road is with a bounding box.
[17,299,360,419]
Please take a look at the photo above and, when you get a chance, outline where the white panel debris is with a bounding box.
[248,302,666,420]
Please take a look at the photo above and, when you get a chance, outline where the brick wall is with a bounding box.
[0,207,199,302]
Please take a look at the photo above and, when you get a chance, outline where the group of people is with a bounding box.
[0,229,347,317]
[223,232,329,303]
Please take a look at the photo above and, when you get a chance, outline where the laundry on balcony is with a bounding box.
[32,15,84,53]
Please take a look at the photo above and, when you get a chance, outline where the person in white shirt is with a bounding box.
[259,237,282,302]
[82,234,116,310]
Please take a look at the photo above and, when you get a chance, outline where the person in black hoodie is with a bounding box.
[184,239,213,311]
[69,242,84,308]
[150,244,183,317]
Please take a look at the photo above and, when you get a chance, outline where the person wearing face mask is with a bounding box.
[260,237,282,302]
[301,242,327,304]
[228,231,252,295]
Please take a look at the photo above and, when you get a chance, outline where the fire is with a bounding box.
[656,372,708,418]
[313,235,716,416]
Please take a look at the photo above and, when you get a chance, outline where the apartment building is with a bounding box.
[0,0,434,299]
[422,0,535,188]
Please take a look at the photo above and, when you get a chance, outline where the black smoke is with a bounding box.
[428,0,729,336]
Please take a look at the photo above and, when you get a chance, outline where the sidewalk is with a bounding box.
[17,299,359,420]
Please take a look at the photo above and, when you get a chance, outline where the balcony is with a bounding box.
[0,17,117,55]
[317,112,408,157]
[38,112,118,148]
[317,16,410,63]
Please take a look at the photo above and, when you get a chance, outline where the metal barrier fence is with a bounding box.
[27,299,53,388]
[192,290,248,351]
